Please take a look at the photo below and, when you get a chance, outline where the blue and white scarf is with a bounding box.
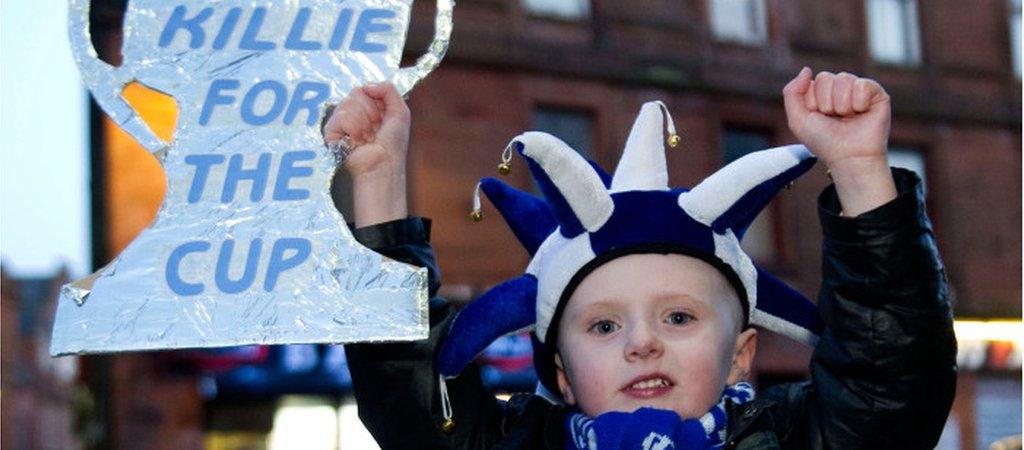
[566,382,755,450]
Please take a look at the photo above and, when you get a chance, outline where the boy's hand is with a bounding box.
[783,67,898,216]
[323,82,410,227]
[324,82,410,178]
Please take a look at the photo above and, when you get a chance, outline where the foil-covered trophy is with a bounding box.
[50,0,453,356]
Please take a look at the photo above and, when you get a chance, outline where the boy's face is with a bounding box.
[555,253,757,419]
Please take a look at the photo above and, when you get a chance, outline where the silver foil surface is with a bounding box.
[51,0,454,356]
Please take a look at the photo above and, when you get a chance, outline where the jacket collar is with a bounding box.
[724,396,778,448]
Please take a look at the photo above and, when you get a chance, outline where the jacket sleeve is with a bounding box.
[344,217,504,450]
[805,168,957,449]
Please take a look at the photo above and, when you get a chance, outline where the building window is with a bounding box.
[887,147,926,193]
[722,127,777,263]
[866,0,923,66]
[264,396,383,450]
[532,106,595,158]
[1011,0,1022,78]
[709,0,768,46]
[522,0,590,20]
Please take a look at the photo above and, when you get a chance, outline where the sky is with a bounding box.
[1,0,91,278]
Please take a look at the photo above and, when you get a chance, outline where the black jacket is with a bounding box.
[344,168,956,450]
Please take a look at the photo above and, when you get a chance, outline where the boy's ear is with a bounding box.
[554,353,577,406]
[727,328,758,384]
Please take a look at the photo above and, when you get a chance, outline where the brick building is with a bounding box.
[394,2,1022,448]
[42,0,1022,449]
[0,269,82,450]
[397,0,1021,320]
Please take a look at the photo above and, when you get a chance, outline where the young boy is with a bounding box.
[325,68,956,449]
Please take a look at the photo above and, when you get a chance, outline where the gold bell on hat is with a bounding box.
[498,141,515,176]
[667,133,681,148]
[470,181,483,222]
[497,161,512,176]
[439,376,456,433]
[656,102,682,149]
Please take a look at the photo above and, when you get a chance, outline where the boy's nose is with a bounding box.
[624,326,663,361]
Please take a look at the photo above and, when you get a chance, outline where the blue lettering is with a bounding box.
[200,79,239,125]
[351,9,394,53]
[329,9,355,50]
[166,241,211,296]
[184,154,226,202]
[273,151,315,201]
[283,81,330,126]
[240,80,288,126]
[213,7,243,50]
[239,7,275,51]
[222,153,271,202]
[264,238,311,291]
[204,79,334,126]
[159,5,213,49]
[215,239,262,294]
[284,8,320,50]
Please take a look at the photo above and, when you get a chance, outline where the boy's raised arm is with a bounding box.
[323,82,410,228]
[324,84,505,449]
[782,69,957,448]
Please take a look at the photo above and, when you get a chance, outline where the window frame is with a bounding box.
[527,104,599,196]
[887,145,928,194]
[719,124,786,266]
[708,0,770,46]
[530,104,597,159]
[1010,0,1022,79]
[865,0,924,67]
[884,142,936,221]
[521,0,591,21]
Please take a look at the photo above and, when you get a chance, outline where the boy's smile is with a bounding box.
[620,372,676,399]
[554,253,758,419]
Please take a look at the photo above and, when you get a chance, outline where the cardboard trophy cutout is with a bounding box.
[50,0,453,356]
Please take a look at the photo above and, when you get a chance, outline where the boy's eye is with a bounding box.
[666,312,693,326]
[588,320,620,335]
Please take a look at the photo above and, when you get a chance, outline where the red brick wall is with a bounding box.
[0,270,82,450]
[400,0,1020,320]
[405,64,1021,316]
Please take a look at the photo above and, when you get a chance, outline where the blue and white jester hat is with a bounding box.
[437,101,824,403]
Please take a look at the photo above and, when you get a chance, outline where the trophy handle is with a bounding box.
[69,0,171,158]
[390,0,454,95]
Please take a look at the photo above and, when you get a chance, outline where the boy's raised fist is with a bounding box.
[323,82,410,179]
[783,68,897,216]
[782,67,891,171]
